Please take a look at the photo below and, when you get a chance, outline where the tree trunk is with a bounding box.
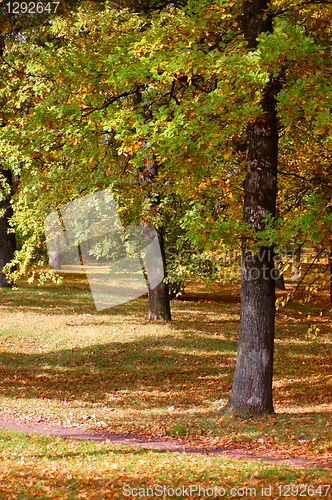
[327,208,332,302]
[0,170,16,287]
[222,0,279,416]
[273,252,286,291]
[143,222,171,320]
[48,233,61,269]
[291,243,301,281]
[138,147,171,321]
[129,7,171,319]
[329,248,332,303]
[130,0,150,13]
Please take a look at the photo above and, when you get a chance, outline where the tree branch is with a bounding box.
[274,0,332,16]
[278,170,312,182]
[81,88,138,117]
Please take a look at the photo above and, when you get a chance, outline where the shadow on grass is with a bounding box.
[0,275,126,316]
[0,332,330,410]
[0,332,236,407]
[0,278,331,414]
[0,275,242,317]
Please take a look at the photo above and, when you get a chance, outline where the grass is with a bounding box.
[0,430,330,499]
[0,274,331,497]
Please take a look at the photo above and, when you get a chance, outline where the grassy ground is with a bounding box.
[0,274,331,498]
[0,430,330,499]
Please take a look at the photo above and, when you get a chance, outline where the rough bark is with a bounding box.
[0,170,16,287]
[223,0,279,415]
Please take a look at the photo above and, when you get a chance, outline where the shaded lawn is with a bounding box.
[0,430,331,500]
[0,276,331,463]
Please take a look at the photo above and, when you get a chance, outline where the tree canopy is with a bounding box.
[0,0,331,414]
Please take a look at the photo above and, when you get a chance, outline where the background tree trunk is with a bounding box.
[223,0,279,415]
[137,146,171,321]
[327,209,332,302]
[0,169,16,287]
[126,90,172,321]
[130,4,171,320]
[329,247,332,303]
[143,222,171,320]
[48,240,61,270]
[291,243,302,281]
[273,251,286,291]
[130,0,150,13]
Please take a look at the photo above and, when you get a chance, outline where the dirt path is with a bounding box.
[0,417,331,471]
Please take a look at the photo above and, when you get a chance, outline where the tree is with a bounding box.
[0,169,16,286]
[0,0,87,287]
[222,0,332,414]
[0,27,17,287]
[222,0,279,415]
[109,0,331,413]
[131,0,171,319]
[0,1,173,319]
[1,0,331,414]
